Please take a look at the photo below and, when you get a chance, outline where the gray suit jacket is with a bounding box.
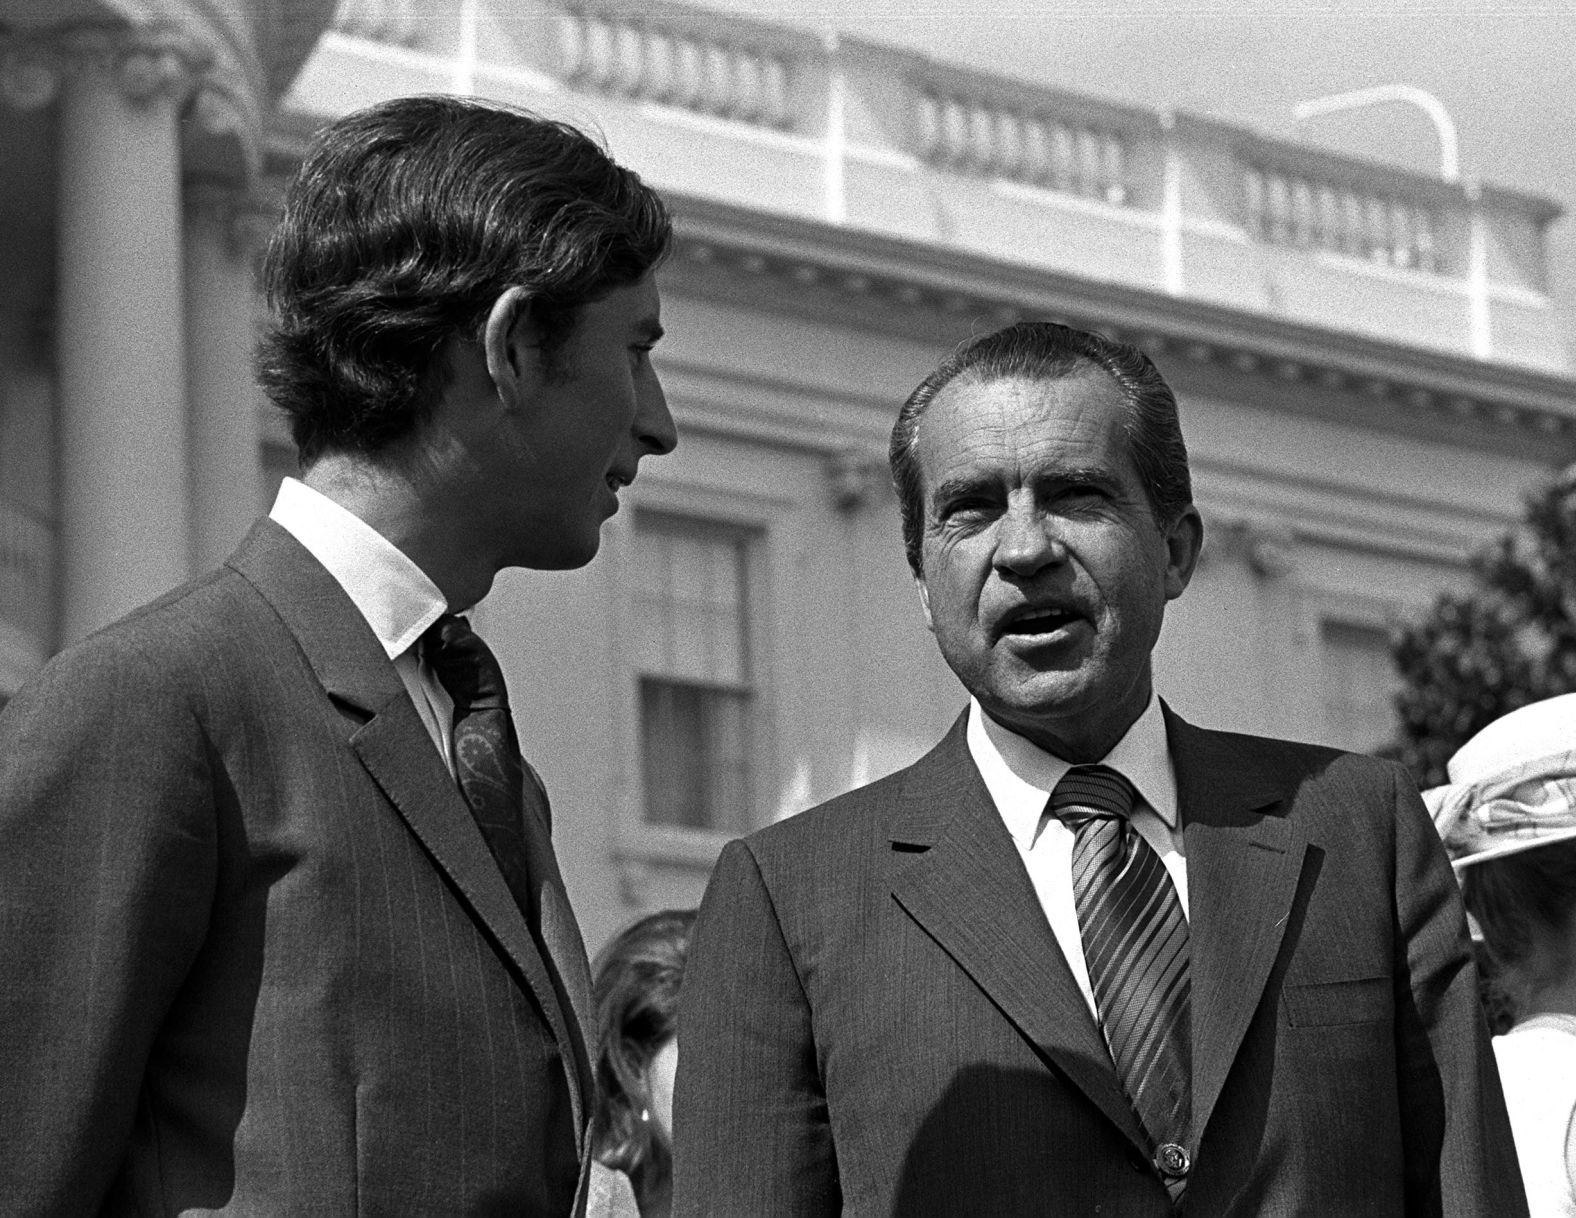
[0,520,594,1214]
[672,708,1527,1216]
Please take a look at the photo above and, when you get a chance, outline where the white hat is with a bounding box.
[1424,694,1576,870]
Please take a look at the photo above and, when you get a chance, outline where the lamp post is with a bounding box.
[1292,84,1487,358]
[1291,84,1459,183]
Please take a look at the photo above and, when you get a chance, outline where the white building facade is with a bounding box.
[2,0,1573,948]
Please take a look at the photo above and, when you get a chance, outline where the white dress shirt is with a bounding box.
[269,477,456,774]
[966,693,1189,1022]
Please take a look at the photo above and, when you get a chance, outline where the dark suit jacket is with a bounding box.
[672,708,1527,1216]
[0,520,594,1215]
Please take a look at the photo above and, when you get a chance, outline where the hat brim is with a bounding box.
[1451,823,1576,871]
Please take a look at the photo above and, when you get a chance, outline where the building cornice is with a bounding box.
[664,191,1576,459]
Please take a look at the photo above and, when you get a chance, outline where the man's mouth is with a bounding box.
[606,472,632,493]
[997,606,1084,639]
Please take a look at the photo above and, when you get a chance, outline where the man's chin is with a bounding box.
[510,534,601,572]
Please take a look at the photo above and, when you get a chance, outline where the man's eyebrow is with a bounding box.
[1033,464,1117,487]
[930,473,994,504]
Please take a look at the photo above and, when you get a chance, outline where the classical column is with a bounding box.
[184,181,269,572]
[47,27,202,644]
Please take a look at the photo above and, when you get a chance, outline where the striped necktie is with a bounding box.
[1051,765,1192,1202]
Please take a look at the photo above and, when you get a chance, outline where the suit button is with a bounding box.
[1155,1142,1190,1179]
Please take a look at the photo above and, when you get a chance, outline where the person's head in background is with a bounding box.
[591,908,696,1214]
[1427,693,1576,1023]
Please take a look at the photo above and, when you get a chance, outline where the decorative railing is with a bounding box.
[559,7,795,131]
[0,496,51,643]
[331,0,422,48]
[915,87,1130,206]
[1243,161,1440,273]
[301,0,1562,352]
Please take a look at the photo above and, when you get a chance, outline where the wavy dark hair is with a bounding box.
[257,94,672,465]
[889,321,1192,577]
[591,908,695,1214]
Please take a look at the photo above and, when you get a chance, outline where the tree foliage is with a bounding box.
[1388,466,1576,789]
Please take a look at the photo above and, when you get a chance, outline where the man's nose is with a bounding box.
[994,501,1065,577]
[637,370,678,456]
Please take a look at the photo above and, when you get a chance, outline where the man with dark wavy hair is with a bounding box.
[0,95,675,1213]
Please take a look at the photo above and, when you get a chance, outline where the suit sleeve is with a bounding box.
[0,640,217,1211]
[671,838,839,1216]
[1389,763,1529,1218]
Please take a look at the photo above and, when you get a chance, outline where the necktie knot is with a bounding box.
[423,613,508,712]
[1050,764,1138,830]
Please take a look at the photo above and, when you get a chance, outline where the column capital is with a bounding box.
[1,22,211,113]
[186,179,278,260]
[1200,515,1297,579]
[183,71,264,185]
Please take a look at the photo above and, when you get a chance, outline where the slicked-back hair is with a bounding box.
[889,321,1193,577]
[257,95,672,465]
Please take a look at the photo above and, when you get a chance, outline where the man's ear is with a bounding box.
[1162,505,1204,601]
[915,575,936,634]
[483,286,535,400]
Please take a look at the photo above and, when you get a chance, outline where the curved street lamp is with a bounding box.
[1291,84,1460,183]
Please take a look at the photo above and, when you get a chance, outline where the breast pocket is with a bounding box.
[1282,975,1393,1027]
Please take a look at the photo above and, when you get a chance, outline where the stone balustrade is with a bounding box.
[915,86,1130,206]
[560,5,794,130]
[332,0,422,48]
[295,0,1567,369]
[1244,160,1441,273]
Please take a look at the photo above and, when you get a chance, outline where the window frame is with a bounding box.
[607,478,785,868]
[1302,590,1404,756]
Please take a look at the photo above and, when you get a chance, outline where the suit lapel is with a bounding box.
[227,520,590,1141]
[1166,706,1309,1148]
[888,715,1149,1154]
[518,771,596,1119]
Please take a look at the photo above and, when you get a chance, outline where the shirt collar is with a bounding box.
[966,693,1179,849]
[268,477,448,660]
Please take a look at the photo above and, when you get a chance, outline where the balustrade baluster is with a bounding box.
[1415,208,1437,272]
[1076,127,1100,197]
[557,11,585,80]
[1102,134,1125,204]
[916,91,942,160]
[673,37,703,109]
[1244,167,1266,239]
[702,42,730,116]
[942,96,969,166]
[644,30,674,102]
[1050,123,1075,191]
[1340,190,1364,256]
[1291,178,1314,247]
[1315,184,1339,250]
[584,16,615,90]
[761,55,789,128]
[1022,117,1050,185]
[995,109,1023,179]
[733,51,763,124]
[1364,195,1390,264]
[612,22,643,96]
[1393,203,1418,267]
[1266,172,1291,244]
[967,101,995,172]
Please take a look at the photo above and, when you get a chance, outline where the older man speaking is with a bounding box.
[673,322,1523,1216]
